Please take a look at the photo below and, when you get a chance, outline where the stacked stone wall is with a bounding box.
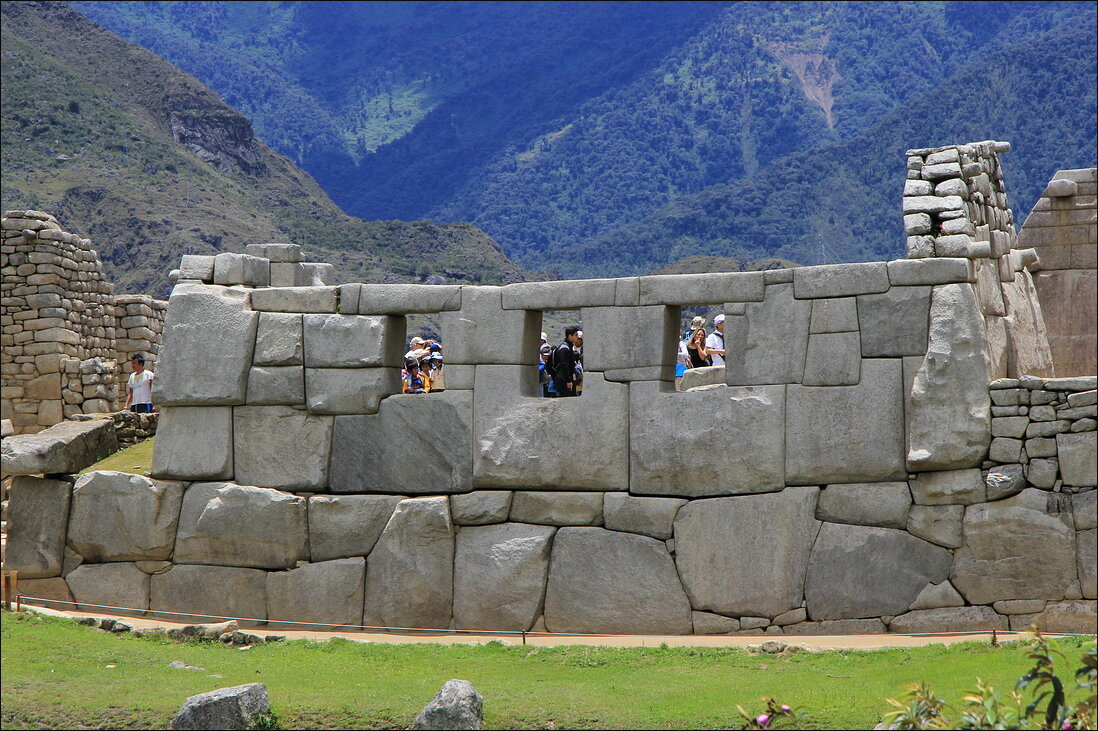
[1,211,167,434]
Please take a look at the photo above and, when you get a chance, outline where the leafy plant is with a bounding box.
[736,697,814,730]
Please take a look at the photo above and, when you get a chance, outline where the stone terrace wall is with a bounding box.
[1017,168,1097,377]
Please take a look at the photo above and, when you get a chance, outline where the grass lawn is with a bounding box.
[2,613,1094,730]
[78,437,154,476]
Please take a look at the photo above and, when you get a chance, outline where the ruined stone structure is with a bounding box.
[0,211,167,434]
[3,144,1095,636]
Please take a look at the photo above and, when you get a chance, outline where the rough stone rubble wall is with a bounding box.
[1,211,167,434]
[1016,168,1097,377]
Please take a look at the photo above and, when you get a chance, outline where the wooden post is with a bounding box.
[2,570,16,611]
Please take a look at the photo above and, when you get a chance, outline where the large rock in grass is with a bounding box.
[266,558,365,629]
[67,471,185,562]
[411,679,483,731]
[1,419,117,475]
[543,527,691,634]
[363,497,454,630]
[170,683,270,730]
[673,489,820,618]
[453,523,555,631]
[4,476,71,578]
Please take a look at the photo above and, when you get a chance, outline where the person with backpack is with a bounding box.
[547,326,583,398]
[705,313,726,366]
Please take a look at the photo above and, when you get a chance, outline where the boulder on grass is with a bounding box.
[170,683,270,730]
[411,679,483,730]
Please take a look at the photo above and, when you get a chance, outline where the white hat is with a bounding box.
[540,332,547,341]
[713,314,725,324]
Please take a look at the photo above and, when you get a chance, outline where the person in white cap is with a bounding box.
[706,314,726,366]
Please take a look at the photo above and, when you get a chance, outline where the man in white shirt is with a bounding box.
[706,314,726,367]
[125,354,155,413]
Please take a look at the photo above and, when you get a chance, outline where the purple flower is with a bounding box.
[781,705,791,712]
[1062,722,1073,731]
[756,714,771,728]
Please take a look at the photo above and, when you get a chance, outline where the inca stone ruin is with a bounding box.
[2,143,1095,636]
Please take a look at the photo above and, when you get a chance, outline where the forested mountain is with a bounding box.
[57,1,1098,276]
[0,1,524,296]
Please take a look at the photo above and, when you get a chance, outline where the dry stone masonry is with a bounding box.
[4,142,1096,636]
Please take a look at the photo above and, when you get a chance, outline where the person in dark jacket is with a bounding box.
[549,326,583,397]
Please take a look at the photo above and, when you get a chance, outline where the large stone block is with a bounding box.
[151,406,233,481]
[802,331,861,386]
[804,523,951,620]
[1,419,117,475]
[951,489,1077,604]
[441,287,540,365]
[1075,490,1097,531]
[16,577,74,605]
[510,491,602,526]
[233,406,333,489]
[857,287,931,357]
[473,368,628,491]
[1079,529,1097,599]
[1035,600,1097,633]
[637,272,764,305]
[66,562,150,613]
[266,558,365,628]
[603,493,687,539]
[543,527,691,634]
[213,253,268,287]
[793,263,890,299]
[679,366,726,391]
[171,683,271,731]
[305,368,400,415]
[155,284,257,405]
[889,606,1007,634]
[674,489,820,618]
[809,297,858,333]
[178,254,214,281]
[250,286,338,313]
[354,284,462,314]
[907,505,964,548]
[67,471,184,562]
[252,313,302,366]
[502,279,618,309]
[329,391,471,493]
[581,305,677,373]
[909,468,985,505]
[5,476,71,578]
[302,314,404,368]
[907,284,991,470]
[726,283,809,385]
[450,491,512,525]
[363,497,454,630]
[150,565,267,622]
[174,482,308,569]
[786,359,906,484]
[244,242,302,262]
[410,680,483,731]
[887,258,974,286]
[246,366,304,405]
[453,523,555,631]
[815,482,911,528]
[909,580,965,610]
[629,382,784,497]
[308,495,403,562]
[1057,432,1097,487]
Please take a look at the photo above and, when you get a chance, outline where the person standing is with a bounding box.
[706,314,726,367]
[125,354,154,413]
[549,327,583,397]
[686,329,711,368]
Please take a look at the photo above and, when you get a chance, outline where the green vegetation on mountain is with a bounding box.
[0,1,524,297]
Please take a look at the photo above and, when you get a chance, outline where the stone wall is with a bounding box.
[1017,168,1097,377]
[1,211,167,434]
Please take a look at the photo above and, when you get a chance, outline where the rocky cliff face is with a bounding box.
[168,101,266,176]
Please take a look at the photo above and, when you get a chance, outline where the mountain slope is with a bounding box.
[0,1,523,296]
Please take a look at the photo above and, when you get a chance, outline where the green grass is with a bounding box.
[78,438,155,477]
[2,612,1094,730]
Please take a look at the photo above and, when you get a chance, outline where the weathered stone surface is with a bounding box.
[857,287,931,357]
[909,580,965,610]
[1,418,117,475]
[249,286,338,313]
[266,558,365,628]
[603,493,686,539]
[989,437,1024,463]
[410,679,483,731]
[450,491,512,525]
[473,368,628,491]
[805,523,951,620]
[773,608,807,626]
[952,489,1077,604]
[985,464,1026,501]
[692,611,740,634]
[802,331,861,386]
[178,254,214,281]
[1057,432,1097,487]
[246,366,304,405]
[66,562,150,612]
[233,406,333,489]
[907,284,991,470]
[1078,529,1096,599]
[355,284,462,314]
[793,263,890,299]
[544,527,691,634]
[155,284,257,405]
[678,366,725,391]
[5,476,71,578]
[252,313,302,366]
[815,482,911,528]
[786,359,906,484]
[581,305,678,374]
[782,618,888,635]
[907,505,964,548]
[364,497,454,629]
[245,242,301,263]
[305,367,400,414]
[993,599,1047,615]
[809,297,857,333]
[889,607,1007,634]
[887,258,974,286]
[637,271,764,305]
[213,253,268,287]
[1036,600,1097,633]
[67,472,184,562]
[151,406,233,481]
[910,469,986,505]
[1074,490,1097,531]
[441,287,540,365]
[453,523,555,630]
[510,491,602,526]
[329,391,471,493]
[174,482,308,569]
[630,382,784,496]
[16,577,74,605]
[151,565,267,622]
[674,489,820,618]
[170,683,270,731]
[303,314,403,368]
[991,416,1029,438]
[726,284,809,385]
[308,495,403,562]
